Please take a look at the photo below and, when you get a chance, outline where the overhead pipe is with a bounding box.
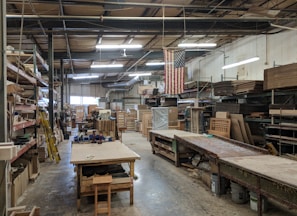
[105,76,139,88]
[6,14,294,22]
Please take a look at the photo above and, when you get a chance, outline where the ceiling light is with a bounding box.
[178,43,217,48]
[73,75,99,80]
[96,44,142,49]
[222,57,260,70]
[90,64,123,68]
[128,72,152,77]
[146,62,165,66]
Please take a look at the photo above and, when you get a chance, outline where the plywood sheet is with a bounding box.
[231,119,244,142]
[220,155,297,188]
[230,114,250,144]
[70,141,140,164]
[150,129,202,140]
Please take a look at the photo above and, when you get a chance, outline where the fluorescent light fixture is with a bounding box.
[178,43,217,48]
[128,72,152,77]
[222,57,260,70]
[96,44,142,49]
[73,75,99,80]
[146,62,165,66]
[90,64,123,68]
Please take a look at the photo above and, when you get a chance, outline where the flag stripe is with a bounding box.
[163,49,185,95]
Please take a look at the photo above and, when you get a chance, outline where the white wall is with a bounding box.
[187,30,297,82]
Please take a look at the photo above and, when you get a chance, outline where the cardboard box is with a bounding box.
[168,107,178,126]
[215,111,230,119]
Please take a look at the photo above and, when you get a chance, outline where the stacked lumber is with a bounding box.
[125,109,137,131]
[116,111,126,129]
[235,80,263,94]
[264,63,297,90]
[215,102,267,114]
[213,80,264,96]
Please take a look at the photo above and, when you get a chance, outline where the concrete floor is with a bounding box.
[18,131,297,216]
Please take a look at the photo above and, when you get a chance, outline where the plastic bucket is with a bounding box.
[230,182,248,204]
[249,191,268,212]
[211,173,227,195]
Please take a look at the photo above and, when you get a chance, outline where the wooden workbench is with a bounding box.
[70,141,140,210]
[174,134,297,216]
[149,129,202,166]
[220,155,297,216]
[174,135,266,161]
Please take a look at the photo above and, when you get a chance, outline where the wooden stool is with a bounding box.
[93,175,113,216]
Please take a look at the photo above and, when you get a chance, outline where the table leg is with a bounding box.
[77,165,81,211]
[129,161,135,205]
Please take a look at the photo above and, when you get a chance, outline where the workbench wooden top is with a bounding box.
[220,154,297,188]
[175,135,264,159]
[70,141,140,164]
[150,129,203,139]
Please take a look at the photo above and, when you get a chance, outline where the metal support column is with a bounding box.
[60,59,64,111]
[48,31,54,131]
[0,0,8,215]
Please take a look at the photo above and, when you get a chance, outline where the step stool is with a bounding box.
[93,175,113,216]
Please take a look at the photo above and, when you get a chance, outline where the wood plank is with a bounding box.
[230,119,244,142]
[230,114,250,144]
[269,109,297,116]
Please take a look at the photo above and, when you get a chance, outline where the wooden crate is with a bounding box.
[208,118,231,138]
[116,111,126,129]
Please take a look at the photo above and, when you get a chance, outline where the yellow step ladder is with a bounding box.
[39,111,61,163]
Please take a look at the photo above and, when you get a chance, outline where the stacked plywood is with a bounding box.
[264,63,297,90]
[214,80,264,96]
[142,113,152,137]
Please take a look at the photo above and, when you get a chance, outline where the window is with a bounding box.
[70,96,97,105]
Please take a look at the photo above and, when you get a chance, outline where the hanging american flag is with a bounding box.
[163,49,185,95]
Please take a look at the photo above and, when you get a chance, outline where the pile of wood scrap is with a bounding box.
[264,63,297,90]
[213,80,264,96]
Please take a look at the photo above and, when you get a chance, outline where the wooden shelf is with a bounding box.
[7,62,37,85]
[14,104,36,111]
[10,139,37,163]
[13,120,36,131]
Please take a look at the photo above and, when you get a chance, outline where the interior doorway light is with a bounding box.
[146,62,165,66]
[222,57,260,70]
[178,43,217,48]
[90,64,123,68]
[73,75,99,80]
[128,72,152,77]
[96,44,142,49]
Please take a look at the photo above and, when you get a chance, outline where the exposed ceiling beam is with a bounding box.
[49,50,206,61]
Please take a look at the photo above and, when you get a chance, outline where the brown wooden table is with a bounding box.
[70,141,140,211]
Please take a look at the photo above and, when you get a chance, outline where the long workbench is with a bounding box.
[173,135,297,215]
[149,129,202,166]
[70,141,140,211]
